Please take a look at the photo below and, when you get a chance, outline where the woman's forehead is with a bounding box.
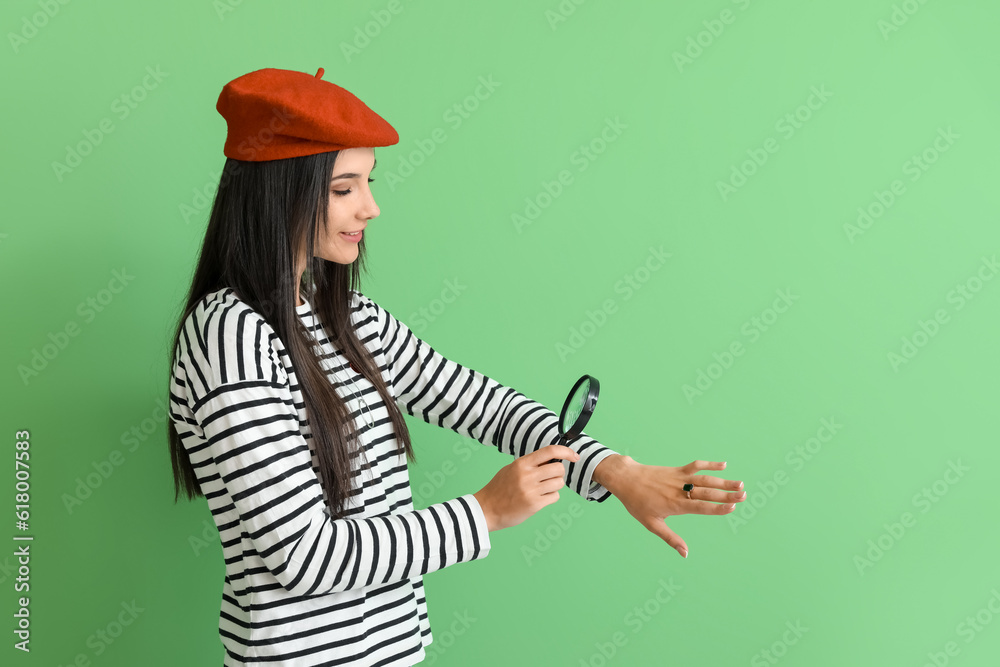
[330,148,376,179]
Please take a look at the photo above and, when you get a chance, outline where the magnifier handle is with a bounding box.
[544,434,574,466]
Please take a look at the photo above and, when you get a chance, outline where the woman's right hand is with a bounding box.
[473,445,580,532]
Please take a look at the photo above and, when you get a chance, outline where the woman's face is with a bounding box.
[312,146,379,265]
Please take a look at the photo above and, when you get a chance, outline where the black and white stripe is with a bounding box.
[169,287,619,666]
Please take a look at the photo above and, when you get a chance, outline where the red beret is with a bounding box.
[216,67,399,161]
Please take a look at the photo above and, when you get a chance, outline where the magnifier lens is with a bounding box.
[563,379,589,432]
[549,375,599,465]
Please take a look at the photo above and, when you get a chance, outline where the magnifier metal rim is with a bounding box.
[559,374,600,440]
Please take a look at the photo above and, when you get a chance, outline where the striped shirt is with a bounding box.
[168,286,620,666]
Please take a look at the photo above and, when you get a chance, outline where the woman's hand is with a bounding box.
[473,444,580,532]
[605,457,746,558]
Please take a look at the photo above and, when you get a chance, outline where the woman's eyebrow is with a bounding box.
[331,157,377,182]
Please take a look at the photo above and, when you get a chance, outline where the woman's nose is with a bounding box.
[364,190,379,219]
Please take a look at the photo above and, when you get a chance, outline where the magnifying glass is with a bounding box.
[545,374,600,465]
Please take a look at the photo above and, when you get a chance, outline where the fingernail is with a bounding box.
[680,549,688,558]
[728,504,736,511]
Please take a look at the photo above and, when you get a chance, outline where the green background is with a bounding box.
[2,0,998,665]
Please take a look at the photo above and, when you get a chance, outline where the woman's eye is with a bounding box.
[332,178,375,197]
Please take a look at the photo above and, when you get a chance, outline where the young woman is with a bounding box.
[166,67,747,667]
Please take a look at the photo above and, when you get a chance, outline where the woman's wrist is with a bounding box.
[592,454,635,494]
[472,491,496,532]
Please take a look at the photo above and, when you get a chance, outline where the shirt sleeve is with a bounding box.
[178,304,492,598]
[358,292,620,503]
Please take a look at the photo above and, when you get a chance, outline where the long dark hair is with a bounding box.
[167,150,416,520]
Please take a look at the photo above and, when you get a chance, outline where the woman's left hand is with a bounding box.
[604,457,746,558]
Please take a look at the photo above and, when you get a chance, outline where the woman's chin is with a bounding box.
[315,249,359,265]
